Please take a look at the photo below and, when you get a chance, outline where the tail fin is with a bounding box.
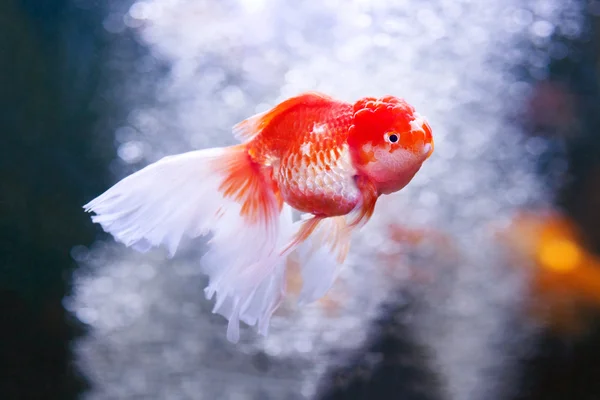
[84,145,292,342]
[84,145,280,257]
[84,145,352,342]
[204,210,354,341]
[203,204,296,342]
[84,148,227,256]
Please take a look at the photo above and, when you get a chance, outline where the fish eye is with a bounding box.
[387,133,399,143]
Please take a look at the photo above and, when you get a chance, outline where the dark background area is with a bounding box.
[1,0,599,399]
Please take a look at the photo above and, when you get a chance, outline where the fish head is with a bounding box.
[348,95,434,195]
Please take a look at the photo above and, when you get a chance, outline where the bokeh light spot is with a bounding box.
[538,238,582,272]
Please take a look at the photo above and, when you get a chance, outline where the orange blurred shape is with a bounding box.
[379,224,460,284]
[499,210,600,335]
[390,225,459,257]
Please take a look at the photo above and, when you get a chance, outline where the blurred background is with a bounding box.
[2,0,600,399]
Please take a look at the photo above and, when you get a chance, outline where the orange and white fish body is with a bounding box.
[84,92,433,342]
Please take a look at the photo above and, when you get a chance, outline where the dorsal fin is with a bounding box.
[232,91,337,142]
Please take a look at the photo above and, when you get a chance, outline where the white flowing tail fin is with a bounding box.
[203,204,296,342]
[84,145,292,342]
[84,148,234,256]
[84,145,354,343]
[204,210,354,341]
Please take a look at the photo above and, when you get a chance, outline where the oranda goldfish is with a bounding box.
[84,92,434,342]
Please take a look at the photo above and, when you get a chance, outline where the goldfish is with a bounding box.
[83,92,434,342]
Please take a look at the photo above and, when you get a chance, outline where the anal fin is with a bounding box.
[294,215,353,305]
